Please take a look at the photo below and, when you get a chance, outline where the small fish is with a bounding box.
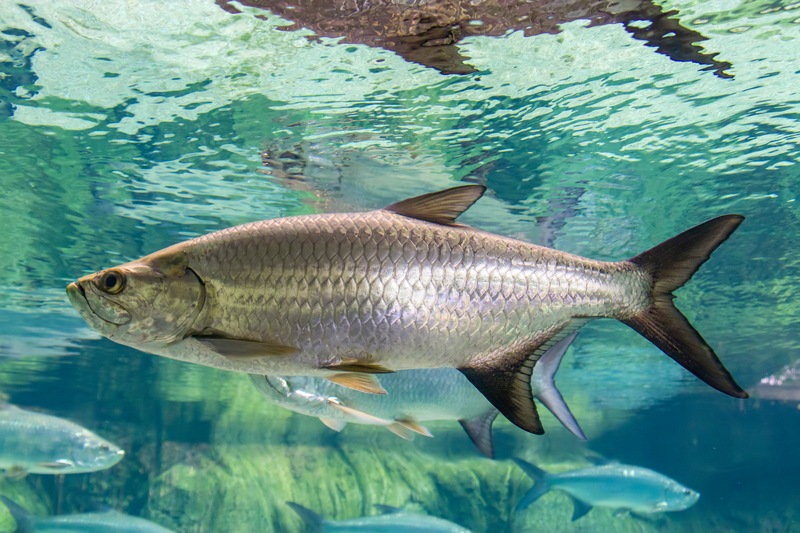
[0,403,123,477]
[252,332,585,457]
[67,185,746,435]
[513,458,700,520]
[0,497,175,533]
[286,501,472,533]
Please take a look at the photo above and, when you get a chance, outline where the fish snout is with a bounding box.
[67,277,131,326]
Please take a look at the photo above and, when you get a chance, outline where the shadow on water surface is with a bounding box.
[219,0,733,78]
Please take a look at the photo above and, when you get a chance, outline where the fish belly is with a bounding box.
[186,211,646,374]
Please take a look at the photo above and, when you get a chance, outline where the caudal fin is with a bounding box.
[0,496,33,533]
[512,458,551,510]
[625,215,747,398]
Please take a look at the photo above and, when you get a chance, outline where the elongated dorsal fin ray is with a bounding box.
[460,323,583,435]
[532,330,587,441]
[459,408,499,458]
[384,185,486,226]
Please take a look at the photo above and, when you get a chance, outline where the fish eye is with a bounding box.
[99,270,125,294]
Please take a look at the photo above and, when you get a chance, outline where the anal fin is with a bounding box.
[460,323,584,435]
[459,408,499,458]
[321,360,394,374]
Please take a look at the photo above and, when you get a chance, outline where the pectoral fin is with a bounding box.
[195,336,299,359]
[395,418,432,438]
[37,460,72,470]
[328,402,392,425]
[4,466,27,480]
[326,373,387,394]
[460,323,584,435]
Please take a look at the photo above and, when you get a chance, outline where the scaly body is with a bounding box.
[0,403,123,476]
[67,185,746,434]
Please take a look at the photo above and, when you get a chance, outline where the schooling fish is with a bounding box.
[286,502,472,533]
[252,332,585,457]
[0,497,175,533]
[66,185,746,435]
[0,403,123,477]
[513,458,700,520]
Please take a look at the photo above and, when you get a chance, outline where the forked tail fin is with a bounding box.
[286,502,324,533]
[624,214,747,398]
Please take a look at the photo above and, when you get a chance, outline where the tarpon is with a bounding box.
[286,502,472,533]
[1,497,175,533]
[252,331,585,457]
[0,402,124,477]
[67,185,747,435]
[513,458,700,520]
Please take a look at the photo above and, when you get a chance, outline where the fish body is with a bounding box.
[0,403,123,476]
[287,502,472,533]
[1,497,174,533]
[513,459,699,520]
[67,185,746,434]
[252,331,585,457]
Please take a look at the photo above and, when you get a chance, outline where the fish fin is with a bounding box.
[374,504,403,515]
[0,496,34,533]
[625,215,747,398]
[384,185,486,226]
[321,361,394,374]
[459,408,499,458]
[319,417,347,432]
[36,460,72,470]
[195,336,299,359]
[286,501,324,532]
[385,423,415,440]
[327,401,392,426]
[395,418,433,438]
[326,373,387,395]
[570,497,593,521]
[4,466,28,480]
[460,324,583,435]
[513,458,551,511]
[532,331,587,441]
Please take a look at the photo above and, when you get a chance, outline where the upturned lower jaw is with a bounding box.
[66,282,131,326]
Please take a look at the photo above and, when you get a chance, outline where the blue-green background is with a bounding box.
[0,0,798,531]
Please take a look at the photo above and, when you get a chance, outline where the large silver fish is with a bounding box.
[252,332,585,457]
[1,497,175,533]
[0,403,124,476]
[66,185,746,434]
[286,502,472,533]
[513,458,700,520]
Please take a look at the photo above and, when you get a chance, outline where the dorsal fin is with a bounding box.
[384,185,486,226]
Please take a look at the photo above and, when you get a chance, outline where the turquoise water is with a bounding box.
[0,0,798,531]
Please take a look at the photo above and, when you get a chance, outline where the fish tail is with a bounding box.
[286,501,324,533]
[624,214,747,398]
[0,496,33,533]
[512,458,550,510]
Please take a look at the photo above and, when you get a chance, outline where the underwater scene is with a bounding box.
[0,0,799,531]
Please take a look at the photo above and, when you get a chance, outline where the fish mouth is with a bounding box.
[66,281,131,326]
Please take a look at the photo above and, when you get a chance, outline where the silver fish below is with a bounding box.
[0,497,175,533]
[286,502,472,533]
[513,458,700,520]
[252,332,585,457]
[66,185,747,435]
[0,403,123,477]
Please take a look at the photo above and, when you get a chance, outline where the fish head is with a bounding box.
[66,246,205,348]
[658,483,700,511]
[65,431,125,473]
